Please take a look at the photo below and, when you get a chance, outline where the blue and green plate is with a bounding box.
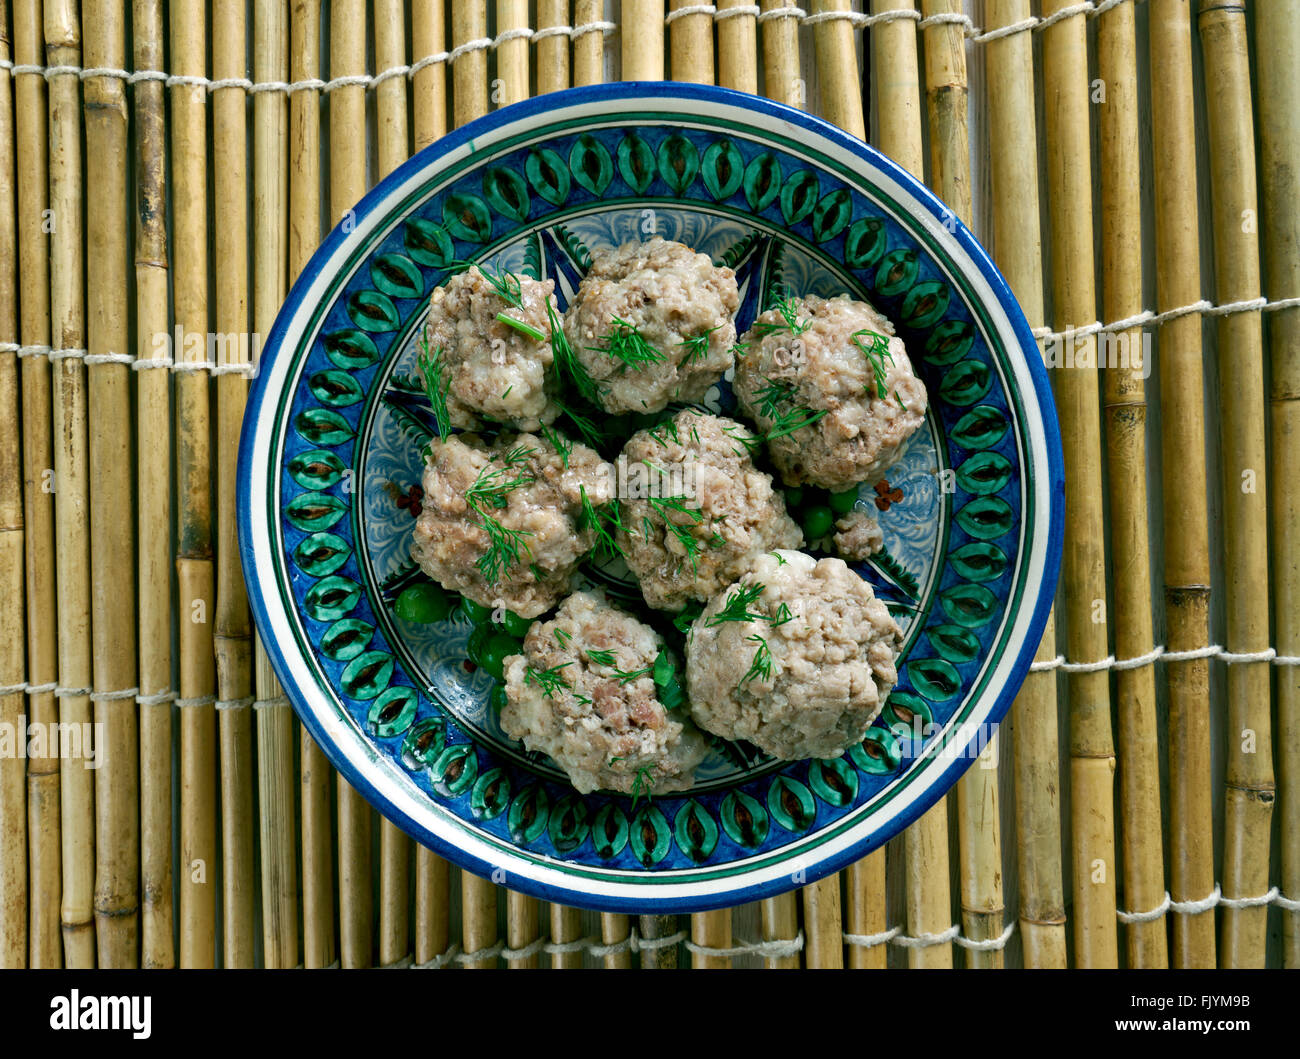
[238,84,1062,913]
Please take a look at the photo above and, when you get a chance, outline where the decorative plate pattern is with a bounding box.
[240,84,1063,913]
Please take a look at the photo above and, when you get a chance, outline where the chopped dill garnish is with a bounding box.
[501,384,513,400]
[588,317,666,372]
[771,602,794,626]
[464,448,537,584]
[896,391,908,412]
[474,518,533,586]
[586,648,617,667]
[629,765,656,810]
[464,448,535,511]
[496,312,546,342]
[769,551,788,565]
[851,328,894,399]
[645,494,720,574]
[706,583,770,626]
[524,662,571,699]
[541,424,572,468]
[678,325,719,364]
[614,664,652,686]
[580,487,624,563]
[417,331,454,441]
[740,634,773,686]
[751,295,810,338]
[753,375,827,442]
[574,692,592,706]
[451,259,525,309]
[554,628,572,647]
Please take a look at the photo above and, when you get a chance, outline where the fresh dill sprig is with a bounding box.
[540,424,573,468]
[524,662,571,699]
[769,551,788,565]
[771,602,794,626]
[464,448,537,584]
[580,487,625,563]
[474,518,533,585]
[629,765,655,810]
[586,648,618,667]
[751,294,810,338]
[706,583,770,626]
[740,634,773,686]
[678,325,720,365]
[554,628,572,647]
[753,376,827,442]
[613,664,652,686]
[497,312,547,342]
[851,328,894,399]
[645,494,720,574]
[588,318,666,372]
[417,331,454,441]
[451,259,525,309]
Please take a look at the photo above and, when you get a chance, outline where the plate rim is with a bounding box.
[238,81,1065,914]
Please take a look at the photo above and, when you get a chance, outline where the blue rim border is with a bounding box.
[238,82,1065,914]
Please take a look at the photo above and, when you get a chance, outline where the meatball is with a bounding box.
[424,265,559,432]
[833,509,884,560]
[501,591,709,795]
[563,237,739,414]
[410,430,612,618]
[686,551,903,760]
[615,409,803,611]
[733,294,928,491]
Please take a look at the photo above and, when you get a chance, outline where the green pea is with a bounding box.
[802,504,834,541]
[498,609,532,638]
[395,582,452,623]
[783,486,804,508]
[467,625,491,666]
[459,596,493,625]
[489,684,508,713]
[828,488,860,515]
[480,633,522,681]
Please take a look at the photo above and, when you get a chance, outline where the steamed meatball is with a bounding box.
[424,265,559,432]
[501,591,708,795]
[733,294,927,491]
[563,237,739,414]
[410,430,612,618]
[685,551,903,760]
[615,409,803,612]
[833,509,884,560]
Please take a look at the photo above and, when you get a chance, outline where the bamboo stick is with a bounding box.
[13,0,60,970]
[331,0,373,968]
[1197,0,1274,969]
[690,908,731,969]
[717,0,757,93]
[599,912,631,969]
[572,0,605,86]
[412,0,447,153]
[253,0,298,971]
[668,0,712,84]
[451,1,487,128]
[866,0,950,971]
[621,0,664,81]
[495,0,528,107]
[537,0,569,94]
[638,914,680,968]
[45,0,94,970]
[171,0,216,971]
[0,0,26,970]
[810,0,863,139]
[759,896,800,969]
[289,0,335,970]
[132,0,173,970]
[83,0,139,969]
[212,0,256,968]
[462,872,498,968]
[1257,0,1300,971]
[375,0,412,969]
[802,876,844,968]
[759,0,801,108]
[505,892,539,968]
[1041,0,1118,968]
[871,0,921,160]
[1149,0,1214,970]
[410,0,451,972]
[922,0,1003,969]
[1095,0,1166,969]
[984,0,1067,969]
[549,903,583,968]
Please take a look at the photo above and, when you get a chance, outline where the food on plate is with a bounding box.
[563,237,739,414]
[500,590,708,795]
[732,293,928,491]
[685,551,903,760]
[615,408,802,612]
[410,429,613,618]
[832,508,884,560]
[422,264,560,432]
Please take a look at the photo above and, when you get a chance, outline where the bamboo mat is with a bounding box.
[0,0,1296,970]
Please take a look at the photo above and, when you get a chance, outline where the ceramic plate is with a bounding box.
[239,83,1063,913]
